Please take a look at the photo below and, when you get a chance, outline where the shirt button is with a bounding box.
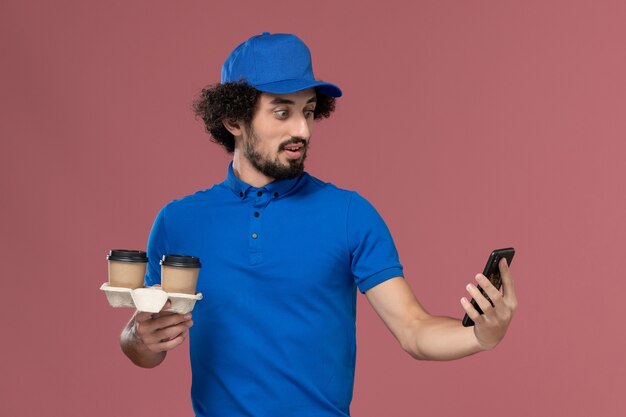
[273,192,278,198]
[254,212,260,217]
[239,191,244,197]
[257,191,263,197]
[251,233,258,239]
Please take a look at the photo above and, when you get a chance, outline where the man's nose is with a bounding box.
[290,113,311,140]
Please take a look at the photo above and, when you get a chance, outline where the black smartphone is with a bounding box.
[462,247,515,327]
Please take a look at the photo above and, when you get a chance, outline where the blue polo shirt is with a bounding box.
[145,163,403,417]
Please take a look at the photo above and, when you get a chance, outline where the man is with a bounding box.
[120,32,517,417]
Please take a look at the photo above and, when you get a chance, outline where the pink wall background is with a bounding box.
[1,1,624,416]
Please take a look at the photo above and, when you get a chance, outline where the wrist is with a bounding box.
[473,328,500,352]
[128,318,152,353]
[120,320,143,355]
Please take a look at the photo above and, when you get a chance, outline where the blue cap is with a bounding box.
[221,32,342,97]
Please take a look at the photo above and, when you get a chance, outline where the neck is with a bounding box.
[232,148,274,188]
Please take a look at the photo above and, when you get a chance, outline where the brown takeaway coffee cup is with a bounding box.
[160,254,201,294]
[107,250,148,289]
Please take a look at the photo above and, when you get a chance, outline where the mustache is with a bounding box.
[279,138,308,150]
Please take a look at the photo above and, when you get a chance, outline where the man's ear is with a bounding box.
[222,119,243,137]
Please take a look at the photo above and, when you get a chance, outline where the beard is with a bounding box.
[243,127,308,180]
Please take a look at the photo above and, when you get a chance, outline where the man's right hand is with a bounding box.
[120,300,194,367]
[134,301,194,352]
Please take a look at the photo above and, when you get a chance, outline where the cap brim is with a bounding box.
[254,79,342,97]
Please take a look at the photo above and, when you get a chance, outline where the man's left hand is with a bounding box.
[461,257,518,350]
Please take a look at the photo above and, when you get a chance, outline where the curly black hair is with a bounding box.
[192,81,336,153]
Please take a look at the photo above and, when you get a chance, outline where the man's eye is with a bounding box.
[304,110,315,118]
[275,110,288,118]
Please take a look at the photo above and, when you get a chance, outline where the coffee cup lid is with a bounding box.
[160,254,201,268]
[107,249,148,263]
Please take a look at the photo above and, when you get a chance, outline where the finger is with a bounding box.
[460,297,483,323]
[153,312,192,331]
[466,283,493,315]
[146,301,173,320]
[135,311,154,323]
[148,333,187,352]
[144,320,193,345]
[154,323,190,342]
[136,311,182,331]
[136,313,191,341]
[499,257,518,305]
[475,274,504,309]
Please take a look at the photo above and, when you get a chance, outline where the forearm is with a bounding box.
[403,315,485,361]
[120,314,167,368]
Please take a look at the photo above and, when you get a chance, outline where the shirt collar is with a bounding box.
[223,161,305,200]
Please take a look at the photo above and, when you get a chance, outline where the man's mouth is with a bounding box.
[283,144,304,152]
[281,142,306,159]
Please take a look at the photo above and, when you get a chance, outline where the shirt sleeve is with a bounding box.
[144,206,170,287]
[346,192,404,293]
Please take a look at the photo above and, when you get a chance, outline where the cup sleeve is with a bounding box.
[347,192,404,293]
[144,207,169,287]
